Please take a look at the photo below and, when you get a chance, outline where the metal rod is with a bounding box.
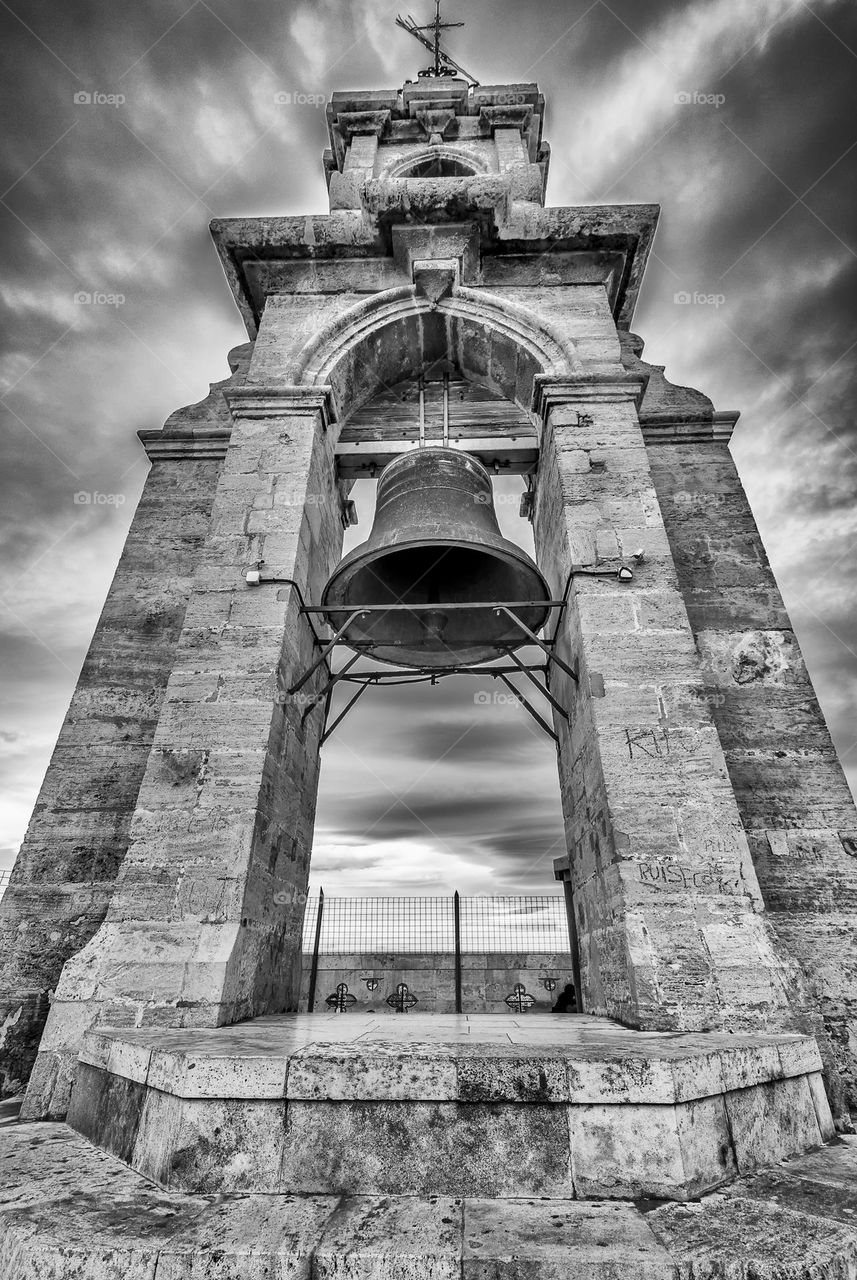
[442,372,449,447]
[337,663,550,680]
[303,600,565,614]
[300,652,362,723]
[497,673,559,743]
[453,890,462,1013]
[495,606,579,683]
[418,375,425,447]
[289,611,366,693]
[249,575,336,685]
[320,681,369,746]
[562,877,583,1015]
[306,887,324,1014]
[504,648,570,720]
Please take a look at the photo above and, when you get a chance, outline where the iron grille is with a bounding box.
[301,894,568,955]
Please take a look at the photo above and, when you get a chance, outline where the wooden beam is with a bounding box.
[335,436,539,478]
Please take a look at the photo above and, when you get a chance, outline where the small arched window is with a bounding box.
[399,156,477,179]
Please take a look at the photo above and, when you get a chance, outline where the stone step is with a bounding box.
[65,1013,834,1201]
[2,1123,857,1278]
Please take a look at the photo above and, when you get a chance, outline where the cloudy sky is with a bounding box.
[0,0,855,899]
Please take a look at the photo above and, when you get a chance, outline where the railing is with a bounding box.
[0,870,10,901]
[301,893,570,955]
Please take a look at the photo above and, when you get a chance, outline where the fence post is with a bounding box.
[561,878,583,1013]
[306,887,325,1013]
[453,890,462,1013]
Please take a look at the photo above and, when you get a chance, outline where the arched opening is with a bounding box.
[384,149,487,182]
[399,156,478,178]
[305,367,574,1015]
[294,284,580,424]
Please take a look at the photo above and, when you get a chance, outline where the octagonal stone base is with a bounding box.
[64,1014,834,1203]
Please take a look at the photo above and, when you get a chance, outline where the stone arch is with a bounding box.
[293,285,580,426]
[383,147,488,180]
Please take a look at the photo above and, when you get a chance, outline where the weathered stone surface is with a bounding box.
[647,435,857,1115]
[647,1193,857,1278]
[61,1016,830,1202]
[279,1098,572,1198]
[534,380,796,1038]
[134,1093,287,1192]
[463,1198,674,1279]
[571,1097,736,1200]
[313,1195,462,1280]
[3,1124,857,1279]
[0,458,223,1102]
[724,1076,823,1174]
[157,1194,339,1279]
[23,389,344,1120]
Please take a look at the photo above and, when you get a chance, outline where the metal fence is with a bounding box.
[301,893,570,955]
[0,870,10,901]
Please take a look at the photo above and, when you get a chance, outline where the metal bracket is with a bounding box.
[243,570,643,748]
[283,599,576,747]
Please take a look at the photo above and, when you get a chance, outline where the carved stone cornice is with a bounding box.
[478,104,534,135]
[640,410,740,446]
[222,385,337,429]
[335,109,391,143]
[138,428,232,461]
[531,373,648,419]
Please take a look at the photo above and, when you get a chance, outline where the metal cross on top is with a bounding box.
[396,1,479,85]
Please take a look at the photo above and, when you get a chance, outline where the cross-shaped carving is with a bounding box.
[386,981,419,1012]
[325,982,356,1013]
[505,983,536,1012]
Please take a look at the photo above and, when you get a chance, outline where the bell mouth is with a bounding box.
[322,536,551,669]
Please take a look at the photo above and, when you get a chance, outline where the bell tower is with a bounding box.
[2,14,857,1258]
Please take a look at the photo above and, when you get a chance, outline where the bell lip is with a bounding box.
[322,534,552,612]
[321,534,552,669]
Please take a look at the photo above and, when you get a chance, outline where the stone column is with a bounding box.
[532,375,795,1033]
[649,437,857,1113]
[0,457,221,1100]
[24,387,343,1118]
[330,126,383,207]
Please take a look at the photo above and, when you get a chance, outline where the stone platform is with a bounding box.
[3,1122,857,1278]
[65,1014,833,1201]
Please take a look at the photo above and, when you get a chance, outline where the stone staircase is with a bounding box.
[2,1122,857,1276]
[0,1014,852,1277]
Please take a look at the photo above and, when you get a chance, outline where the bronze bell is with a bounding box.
[322,447,551,668]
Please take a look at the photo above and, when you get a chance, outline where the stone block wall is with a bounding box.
[299,951,575,1014]
[649,440,857,1111]
[0,459,222,1098]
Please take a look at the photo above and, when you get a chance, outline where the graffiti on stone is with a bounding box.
[626,728,667,759]
[637,859,745,895]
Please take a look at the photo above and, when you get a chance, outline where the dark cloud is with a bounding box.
[1,0,855,893]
